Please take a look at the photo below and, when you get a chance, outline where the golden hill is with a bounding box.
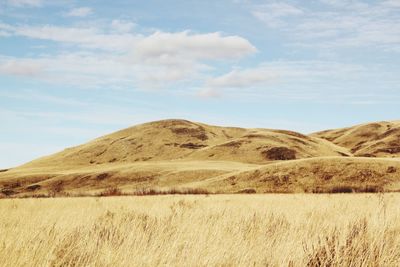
[21,119,348,167]
[313,120,400,157]
[1,119,399,197]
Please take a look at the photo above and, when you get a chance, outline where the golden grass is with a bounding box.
[1,194,400,266]
[2,157,400,197]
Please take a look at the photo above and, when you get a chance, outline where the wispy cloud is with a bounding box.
[0,22,257,89]
[383,0,400,8]
[251,0,400,52]
[9,24,136,51]
[252,2,303,28]
[0,58,43,76]
[0,53,135,88]
[199,66,278,96]
[198,60,400,100]
[0,90,89,106]
[6,0,42,7]
[206,67,277,89]
[65,7,93,17]
[3,23,257,57]
[111,19,136,33]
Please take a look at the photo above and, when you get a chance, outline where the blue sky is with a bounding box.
[0,0,400,168]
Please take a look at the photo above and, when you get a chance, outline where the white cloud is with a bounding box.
[132,31,256,61]
[7,24,257,58]
[65,7,93,17]
[6,0,42,7]
[127,31,256,87]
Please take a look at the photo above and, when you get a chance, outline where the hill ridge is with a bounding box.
[1,119,400,196]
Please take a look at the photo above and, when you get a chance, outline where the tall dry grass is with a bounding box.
[1,194,400,266]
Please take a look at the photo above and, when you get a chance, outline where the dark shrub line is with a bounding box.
[0,185,395,199]
[127,187,211,196]
[310,185,384,194]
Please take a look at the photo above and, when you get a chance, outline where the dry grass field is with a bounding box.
[1,194,400,266]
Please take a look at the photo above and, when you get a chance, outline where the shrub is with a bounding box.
[236,188,256,194]
[358,185,383,193]
[26,184,41,191]
[311,185,384,194]
[387,166,397,173]
[98,187,124,197]
[1,188,16,196]
[262,147,296,160]
[96,173,109,180]
[329,186,354,193]
[132,188,210,196]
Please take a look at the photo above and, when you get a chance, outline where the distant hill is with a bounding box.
[1,119,399,197]
[313,121,400,158]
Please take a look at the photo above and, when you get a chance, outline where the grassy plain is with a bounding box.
[1,194,400,266]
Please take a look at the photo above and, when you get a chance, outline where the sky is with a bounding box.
[0,0,400,168]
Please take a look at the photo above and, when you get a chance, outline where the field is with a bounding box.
[1,194,400,266]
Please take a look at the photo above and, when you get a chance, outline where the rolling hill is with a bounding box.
[313,121,400,157]
[1,119,399,197]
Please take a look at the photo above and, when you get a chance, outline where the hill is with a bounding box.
[313,121,400,157]
[21,119,348,167]
[0,119,399,197]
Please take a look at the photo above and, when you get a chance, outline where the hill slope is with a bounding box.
[313,121,400,157]
[21,119,348,168]
[1,119,399,196]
